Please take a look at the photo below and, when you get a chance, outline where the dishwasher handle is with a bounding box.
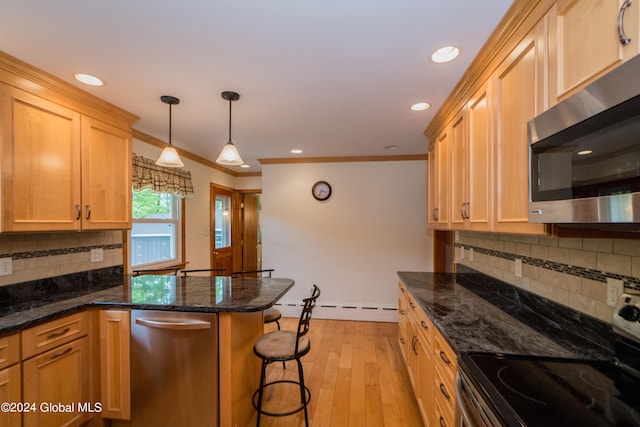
[136,317,212,330]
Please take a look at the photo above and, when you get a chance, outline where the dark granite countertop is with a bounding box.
[398,265,616,360]
[0,272,294,335]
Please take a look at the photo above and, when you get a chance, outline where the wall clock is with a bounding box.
[312,180,332,201]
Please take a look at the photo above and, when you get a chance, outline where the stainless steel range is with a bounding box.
[456,292,640,426]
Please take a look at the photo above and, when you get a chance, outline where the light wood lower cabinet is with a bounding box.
[99,310,131,420]
[21,312,91,427]
[0,333,21,427]
[399,283,454,427]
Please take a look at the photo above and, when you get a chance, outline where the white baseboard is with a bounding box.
[274,303,398,323]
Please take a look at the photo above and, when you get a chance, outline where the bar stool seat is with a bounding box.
[252,285,320,427]
[262,307,282,328]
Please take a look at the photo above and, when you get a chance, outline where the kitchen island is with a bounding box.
[0,270,294,427]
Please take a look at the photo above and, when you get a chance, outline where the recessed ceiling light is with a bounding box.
[74,73,104,86]
[431,46,460,63]
[577,150,593,156]
[411,102,431,111]
[385,145,399,150]
[240,164,251,168]
[291,149,303,154]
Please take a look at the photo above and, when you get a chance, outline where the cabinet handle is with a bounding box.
[439,415,446,427]
[50,346,72,360]
[400,337,406,345]
[619,0,632,45]
[400,287,405,293]
[75,204,81,220]
[439,383,450,400]
[400,310,406,315]
[47,327,70,339]
[412,336,419,355]
[433,208,439,221]
[85,205,91,220]
[439,350,451,364]
[409,302,416,309]
[465,202,470,219]
[420,320,428,330]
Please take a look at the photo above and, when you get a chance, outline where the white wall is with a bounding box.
[262,160,432,321]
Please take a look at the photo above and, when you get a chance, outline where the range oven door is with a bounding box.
[455,369,504,427]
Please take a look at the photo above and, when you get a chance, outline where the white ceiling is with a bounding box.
[0,0,512,173]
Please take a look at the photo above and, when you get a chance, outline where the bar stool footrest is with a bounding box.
[252,379,311,417]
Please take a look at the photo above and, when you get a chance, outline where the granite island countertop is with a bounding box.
[398,266,616,360]
[0,273,294,335]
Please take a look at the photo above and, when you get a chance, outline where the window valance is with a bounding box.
[132,153,194,198]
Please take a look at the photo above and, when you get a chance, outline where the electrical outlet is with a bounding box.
[607,278,624,307]
[90,248,104,263]
[0,257,12,276]
[469,248,474,262]
[460,246,465,260]
[515,258,522,277]
[455,231,460,242]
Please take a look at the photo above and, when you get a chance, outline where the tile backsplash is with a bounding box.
[0,231,123,287]
[456,231,640,322]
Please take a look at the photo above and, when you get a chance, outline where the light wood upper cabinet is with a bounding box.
[492,24,548,235]
[0,84,132,232]
[450,110,467,230]
[81,117,132,230]
[428,129,451,230]
[466,82,493,232]
[552,0,639,101]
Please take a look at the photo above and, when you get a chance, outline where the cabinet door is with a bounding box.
[450,111,467,230]
[81,116,132,230]
[493,26,547,235]
[100,310,131,420]
[23,337,91,427]
[0,364,21,427]
[0,85,81,231]
[553,0,631,100]
[427,143,438,228]
[466,82,493,231]
[435,129,451,229]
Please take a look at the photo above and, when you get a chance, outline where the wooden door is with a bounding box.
[493,26,547,235]
[241,193,260,272]
[449,111,466,230]
[0,85,81,231]
[211,185,235,275]
[99,310,131,420]
[0,365,20,427]
[467,81,493,232]
[427,143,438,228]
[81,116,132,230]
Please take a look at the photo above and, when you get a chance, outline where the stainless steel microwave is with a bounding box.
[528,54,640,225]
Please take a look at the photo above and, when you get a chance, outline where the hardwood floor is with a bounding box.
[248,318,424,427]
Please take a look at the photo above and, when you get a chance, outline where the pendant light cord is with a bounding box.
[168,103,173,146]
[228,98,232,143]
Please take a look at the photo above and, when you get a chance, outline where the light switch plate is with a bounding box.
[469,248,474,262]
[0,257,12,276]
[91,248,104,263]
[515,258,522,277]
[607,278,624,307]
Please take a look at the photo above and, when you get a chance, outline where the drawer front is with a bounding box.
[413,306,432,348]
[433,391,454,427]
[433,330,457,378]
[434,362,456,416]
[0,333,20,370]
[22,311,88,359]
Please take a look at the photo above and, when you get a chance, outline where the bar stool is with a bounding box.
[252,285,320,427]
[232,269,282,330]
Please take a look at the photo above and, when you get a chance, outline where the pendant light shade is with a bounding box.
[156,95,184,168]
[216,91,244,166]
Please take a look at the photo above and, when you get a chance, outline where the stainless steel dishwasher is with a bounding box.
[130,310,218,426]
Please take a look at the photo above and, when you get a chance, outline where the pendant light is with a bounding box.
[216,91,244,165]
[156,95,184,168]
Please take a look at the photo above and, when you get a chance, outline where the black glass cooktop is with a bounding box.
[461,353,640,427]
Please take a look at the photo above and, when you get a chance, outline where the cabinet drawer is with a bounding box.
[0,333,19,370]
[412,305,432,348]
[433,330,457,378]
[434,362,456,415]
[22,311,88,359]
[433,391,454,427]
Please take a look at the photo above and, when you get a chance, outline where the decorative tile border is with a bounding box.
[0,244,122,260]
[455,243,640,291]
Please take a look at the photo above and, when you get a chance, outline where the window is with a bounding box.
[130,188,181,268]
